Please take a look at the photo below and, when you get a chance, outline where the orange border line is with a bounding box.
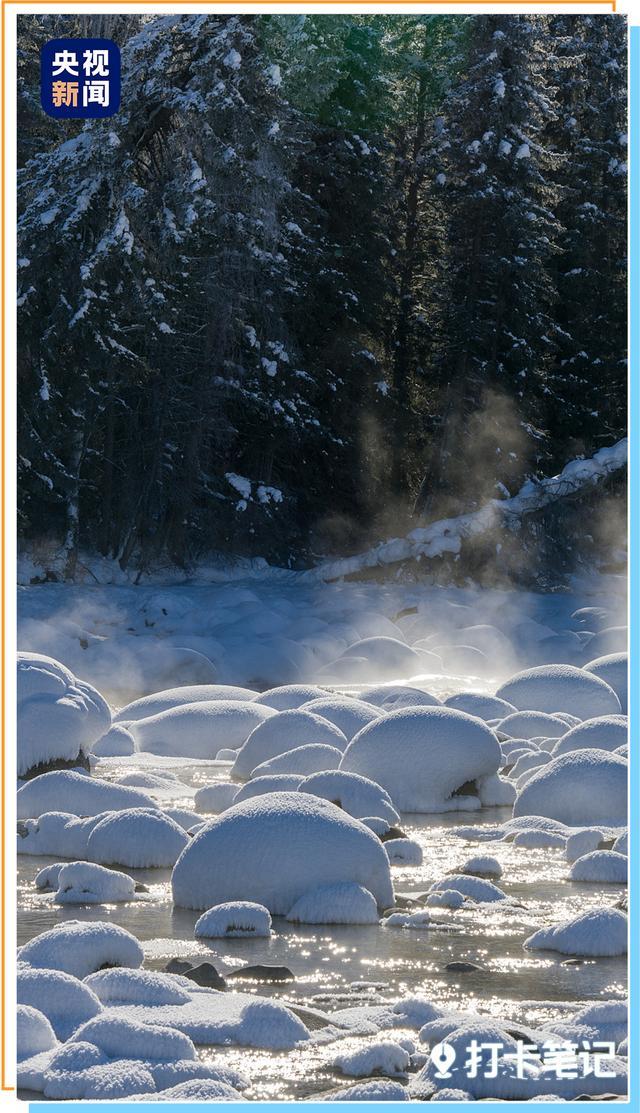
[0,0,622,1093]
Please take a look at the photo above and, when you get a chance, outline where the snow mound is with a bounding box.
[195,901,272,938]
[460,855,502,878]
[18,965,102,1043]
[254,684,329,710]
[361,684,441,709]
[583,653,627,712]
[132,1079,241,1101]
[131,700,276,758]
[430,873,506,903]
[613,830,628,855]
[194,781,238,814]
[114,684,258,723]
[232,775,304,804]
[497,711,567,740]
[340,707,501,813]
[20,920,143,977]
[331,637,426,679]
[569,850,627,883]
[525,906,627,956]
[552,715,627,756]
[495,664,621,719]
[298,769,400,824]
[571,1001,627,1044]
[232,710,348,779]
[18,651,111,778]
[92,725,135,757]
[425,890,464,909]
[286,882,379,924]
[17,770,155,820]
[86,808,189,868]
[53,861,137,904]
[565,827,607,862]
[17,1005,58,1061]
[301,696,381,739]
[171,791,393,913]
[513,749,627,826]
[512,829,566,849]
[333,1039,411,1077]
[444,692,516,720]
[325,1079,408,1101]
[385,838,423,866]
[84,968,191,1006]
[18,811,100,859]
[250,742,343,778]
[71,1014,196,1061]
[68,638,217,704]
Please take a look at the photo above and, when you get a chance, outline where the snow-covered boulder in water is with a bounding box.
[86,808,189,868]
[92,725,135,757]
[444,692,516,721]
[513,749,627,827]
[17,1005,58,1061]
[52,861,138,904]
[130,700,275,759]
[298,770,400,824]
[249,743,342,778]
[286,882,379,924]
[17,967,102,1040]
[552,715,627,756]
[361,684,441,710]
[525,907,627,956]
[18,652,111,778]
[171,791,393,914]
[253,684,328,710]
[569,850,627,883]
[340,707,501,813]
[19,920,143,977]
[300,696,381,739]
[232,710,348,779]
[495,664,621,719]
[114,684,258,723]
[195,901,272,938]
[17,770,155,820]
[583,653,628,713]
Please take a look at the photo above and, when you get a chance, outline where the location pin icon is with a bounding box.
[430,1040,457,1079]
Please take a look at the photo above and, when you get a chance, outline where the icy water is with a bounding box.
[18,786,626,1100]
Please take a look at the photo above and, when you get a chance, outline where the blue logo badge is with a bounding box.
[40,38,120,118]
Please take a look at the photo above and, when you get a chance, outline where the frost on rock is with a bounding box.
[18,967,102,1039]
[19,920,143,977]
[53,861,138,904]
[249,742,343,778]
[171,791,393,913]
[495,664,621,719]
[552,714,627,756]
[232,710,348,779]
[286,882,379,925]
[340,707,501,813]
[195,901,272,938]
[583,653,627,713]
[332,1039,411,1077]
[569,850,627,883]
[114,684,258,723]
[18,652,111,777]
[513,749,627,826]
[17,1005,58,1060]
[298,769,400,824]
[17,770,155,820]
[86,808,189,868]
[131,700,276,758]
[525,907,627,956]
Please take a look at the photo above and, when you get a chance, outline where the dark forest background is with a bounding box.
[17,14,627,579]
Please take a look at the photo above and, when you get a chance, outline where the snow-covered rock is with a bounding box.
[18,967,102,1039]
[18,811,100,859]
[385,838,423,866]
[232,775,304,804]
[324,1079,408,1101]
[18,652,111,778]
[17,770,155,820]
[552,715,627,756]
[253,684,328,710]
[429,874,506,903]
[193,781,238,814]
[444,692,516,720]
[497,711,567,740]
[298,769,400,824]
[425,890,464,910]
[513,749,627,826]
[70,1014,196,1061]
[340,707,501,813]
[232,710,348,779]
[300,696,381,739]
[361,684,441,710]
[171,791,393,913]
[194,901,272,938]
[583,652,628,712]
[92,725,135,757]
[525,906,627,956]
[565,827,608,862]
[17,1005,58,1060]
[495,664,621,719]
[19,920,144,977]
[249,742,342,778]
[86,808,189,868]
[84,969,191,1006]
[569,850,627,883]
[286,882,379,924]
[131,700,276,758]
[460,855,502,878]
[53,861,138,904]
[332,1039,411,1077]
[114,684,258,723]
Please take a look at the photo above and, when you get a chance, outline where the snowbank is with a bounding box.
[17,769,155,820]
[86,808,189,868]
[232,710,348,779]
[569,850,627,883]
[18,651,111,778]
[18,967,102,1039]
[525,907,627,956]
[583,653,628,712]
[340,707,501,813]
[171,791,393,913]
[286,882,379,924]
[19,920,144,977]
[194,901,272,938]
[495,664,621,719]
[513,749,627,826]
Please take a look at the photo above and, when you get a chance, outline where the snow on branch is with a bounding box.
[313,439,628,582]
